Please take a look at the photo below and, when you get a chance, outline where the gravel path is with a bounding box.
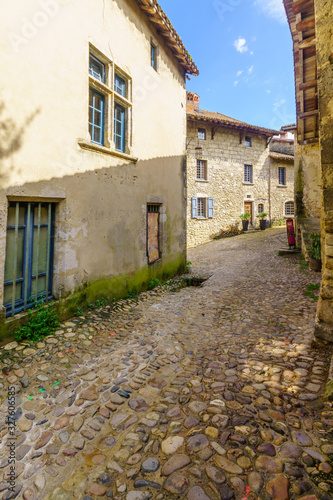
[0,228,332,500]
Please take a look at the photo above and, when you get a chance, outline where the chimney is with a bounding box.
[186,92,200,109]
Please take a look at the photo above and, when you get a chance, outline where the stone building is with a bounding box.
[283,0,333,343]
[0,0,198,338]
[186,93,294,247]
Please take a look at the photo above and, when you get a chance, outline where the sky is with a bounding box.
[158,0,296,131]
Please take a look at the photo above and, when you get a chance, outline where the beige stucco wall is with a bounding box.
[0,0,188,322]
[186,121,294,247]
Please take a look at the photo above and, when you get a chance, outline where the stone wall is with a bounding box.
[186,121,294,247]
[294,141,321,218]
[314,0,333,342]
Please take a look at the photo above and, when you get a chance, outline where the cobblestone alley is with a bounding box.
[0,228,332,500]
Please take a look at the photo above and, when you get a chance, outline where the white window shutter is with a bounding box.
[208,197,214,218]
[191,197,197,218]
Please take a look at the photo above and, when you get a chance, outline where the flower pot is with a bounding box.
[309,257,322,272]
[259,219,266,231]
[242,220,249,232]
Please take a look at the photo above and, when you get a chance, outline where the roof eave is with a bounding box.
[187,113,280,137]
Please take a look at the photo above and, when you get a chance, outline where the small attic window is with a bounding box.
[245,136,252,147]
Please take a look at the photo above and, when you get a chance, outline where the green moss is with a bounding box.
[0,255,186,342]
[324,380,333,401]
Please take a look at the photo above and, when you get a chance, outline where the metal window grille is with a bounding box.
[245,136,252,147]
[285,201,295,216]
[89,88,105,145]
[4,202,55,317]
[147,205,160,264]
[258,203,264,214]
[244,165,253,183]
[114,74,126,97]
[89,54,105,83]
[114,103,125,152]
[196,160,207,180]
[198,128,206,140]
[147,205,159,213]
[197,198,207,218]
[279,167,286,185]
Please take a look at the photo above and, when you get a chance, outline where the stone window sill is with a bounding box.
[78,140,138,163]
[277,185,287,188]
[243,182,254,186]
[196,179,209,183]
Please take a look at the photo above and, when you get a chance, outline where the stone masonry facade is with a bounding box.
[186,94,295,248]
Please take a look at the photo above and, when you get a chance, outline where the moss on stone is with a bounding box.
[0,255,186,342]
[324,379,333,401]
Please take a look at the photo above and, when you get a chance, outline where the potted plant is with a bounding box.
[308,233,322,271]
[240,213,251,232]
[257,212,268,231]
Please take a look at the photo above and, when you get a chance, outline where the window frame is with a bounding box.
[279,167,286,186]
[197,197,207,218]
[86,46,132,156]
[89,54,105,83]
[244,164,253,184]
[147,204,160,264]
[89,88,105,146]
[196,159,208,180]
[258,203,264,214]
[198,128,206,140]
[245,136,252,147]
[4,201,55,317]
[285,201,295,216]
[114,103,126,153]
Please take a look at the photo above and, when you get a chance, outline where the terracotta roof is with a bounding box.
[281,123,297,131]
[269,151,294,161]
[135,0,198,75]
[187,103,280,137]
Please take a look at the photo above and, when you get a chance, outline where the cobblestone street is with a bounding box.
[1,228,332,500]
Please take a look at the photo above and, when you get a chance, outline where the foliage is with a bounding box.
[148,278,160,290]
[240,213,251,220]
[308,233,321,260]
[186,261,192,273]
[76,306,84,316]
[125,286,139,299]
[14,299,60,342]
[256,212,267,219]
[303,283,320,301]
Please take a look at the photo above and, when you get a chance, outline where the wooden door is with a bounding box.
[244,202,253,225]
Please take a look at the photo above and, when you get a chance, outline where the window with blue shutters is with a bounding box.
[191,197,197,218]
[208,198,214,218]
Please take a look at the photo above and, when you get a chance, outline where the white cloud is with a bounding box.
[254,0,287,24]
[273,98,286,110]
[236,70,243,77]
[248,65,254,75]
[234,38,248,54]
[266,89,271,94]
[234,81,239,87]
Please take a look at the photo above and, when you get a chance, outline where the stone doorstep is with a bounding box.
[278,247,302,255]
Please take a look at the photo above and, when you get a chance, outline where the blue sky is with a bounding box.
[158,0,296,131]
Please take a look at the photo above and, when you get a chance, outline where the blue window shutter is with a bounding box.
[191,197,197,218]
[208,198,214,218]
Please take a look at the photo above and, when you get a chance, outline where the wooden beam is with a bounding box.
[292,0,314,15]
[296,18,315,32]
[299,109,319,119]
[299,79,317,90]
[299,36,316,49]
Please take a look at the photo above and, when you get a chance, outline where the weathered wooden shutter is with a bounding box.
[191,197,197,218]
[208,197,214,218]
